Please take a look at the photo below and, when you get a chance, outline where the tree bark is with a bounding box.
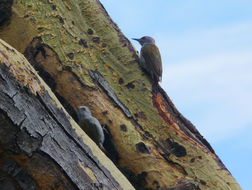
[0,0,241,189]
[0,39,134,189]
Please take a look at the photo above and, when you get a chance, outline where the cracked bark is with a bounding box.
[0,0,241,190]
[0,39,134,189]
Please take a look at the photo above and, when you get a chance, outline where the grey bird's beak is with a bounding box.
[132,38,140,42]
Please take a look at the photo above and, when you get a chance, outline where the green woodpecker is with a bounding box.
[133,36,162,83]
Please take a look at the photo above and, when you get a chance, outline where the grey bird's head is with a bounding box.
[76,106,92,120]
[132,36,155,46]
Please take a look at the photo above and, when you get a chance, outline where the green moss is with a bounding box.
[15,0,162,134]
[11,1,241,189]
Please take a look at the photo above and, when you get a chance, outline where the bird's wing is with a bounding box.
[141,44,162,81]
[85,118,105,143]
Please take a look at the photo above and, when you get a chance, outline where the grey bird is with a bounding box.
[132,36,162,83]
[76,106,105,150]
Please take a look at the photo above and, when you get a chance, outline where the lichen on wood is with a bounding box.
[0,39,134,190]
[0,0,242,189]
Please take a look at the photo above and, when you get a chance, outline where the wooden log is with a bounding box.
[0,0,241,189]
[0,39,134,190]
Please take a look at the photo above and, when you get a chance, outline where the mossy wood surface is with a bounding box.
[0,39,134,189]
[0,0,241,189]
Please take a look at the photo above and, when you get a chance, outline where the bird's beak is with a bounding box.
[132,38,140,42]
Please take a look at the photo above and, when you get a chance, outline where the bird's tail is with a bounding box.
[99,143,108,155]
[152,81,160,93]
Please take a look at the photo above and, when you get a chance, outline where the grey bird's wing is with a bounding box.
[141,44,162,82]
[79,117,105,145]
